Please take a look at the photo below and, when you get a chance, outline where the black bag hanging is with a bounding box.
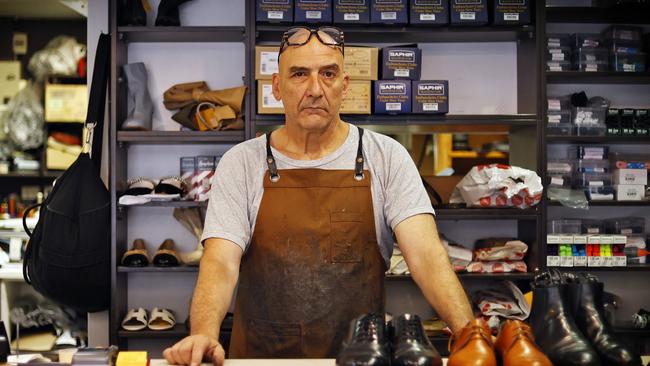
[22,33,111,313]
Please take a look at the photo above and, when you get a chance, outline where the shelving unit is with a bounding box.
[546,71,650,84]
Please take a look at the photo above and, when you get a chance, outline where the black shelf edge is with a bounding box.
[552,265,650,271]
[117,130,246,144]
[546,136,650,144]
[117,26,246,43]
[118,200,209,208]
[0,172,58,179]
[254,114,538,126]
[386,272,534,280]
[546,6,650,24]
[547,200,650,207]
[434,207,539,220]
[117,266,199,273]
[255,24,534,43]
[546,72,650,84]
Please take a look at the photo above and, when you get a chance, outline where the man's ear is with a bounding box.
[341,72,350,99]
[272,73,282,102]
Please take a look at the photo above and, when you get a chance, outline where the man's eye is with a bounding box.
[322,71,336,78]
[292,71,306,77]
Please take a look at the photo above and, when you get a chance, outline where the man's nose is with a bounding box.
[306,72,323,98]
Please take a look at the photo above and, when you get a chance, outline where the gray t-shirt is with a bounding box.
[201,125,435,266]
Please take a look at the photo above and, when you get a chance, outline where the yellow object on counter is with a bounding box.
[117,351,148,366]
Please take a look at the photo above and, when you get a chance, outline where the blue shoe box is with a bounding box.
[381,46,422,80]
[333,0,371,23]
[493,0,531,25]
[412,80,449,114]
[295,0,333,23]
[450,0,488,26]
[257,0,294,23]
[409,0,450,25]
[374,80,412,114]
[371,0,408,25]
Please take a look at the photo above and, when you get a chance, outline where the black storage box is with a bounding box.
[381,46,422,80]
[257,0,295,23]
[412,80,449,114]
[333,0,371,23]
[374,80,412,114]
[492,0,531,25]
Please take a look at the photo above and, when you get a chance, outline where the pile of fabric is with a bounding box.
[466,238,528,273]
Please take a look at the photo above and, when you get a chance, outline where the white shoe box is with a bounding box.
[613,169,647,185]
[615,185,645,201]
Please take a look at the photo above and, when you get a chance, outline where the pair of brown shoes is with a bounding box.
[448,319,551,366]
[121,239,181,267]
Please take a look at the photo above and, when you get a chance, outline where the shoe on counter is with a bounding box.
[336,313,391,366]
[153,239,181,267]
[447,319,497,366]
[494,319,552,366]
[529,270,600,366]
[392,314,442,366]
[566,273,642,366]
[121,239,149,267]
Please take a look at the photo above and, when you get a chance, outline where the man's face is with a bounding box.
[273,37,349,131]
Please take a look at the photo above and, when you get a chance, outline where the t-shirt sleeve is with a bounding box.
[383,140,436,230]
[200,148,250,252]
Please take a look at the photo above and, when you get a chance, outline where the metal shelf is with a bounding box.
[117,266,199,273]
[118,201,208,208]
[117,26,246,43]
[546,6,650,24]
[546,135,650,144]
[255,24,534,43]
[548,200,650,207]
[0,172,58,179]
[386,273,534,281]
[255,114,537,127]
[117,130,245,144]
[555,265,650,272]
[434,206,539,220]
[546,72,650,84]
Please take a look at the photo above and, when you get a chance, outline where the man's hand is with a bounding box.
[163,335,225,366]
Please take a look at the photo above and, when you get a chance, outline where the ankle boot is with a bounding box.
[121,62,153,131]
[119,0,146,26]
[155,0,193,26]
[566,274,642,366]
[392,314,442,366]
[336,313,390,366]
[448,319,497,366]
[494,320,552,366]
[529,270,600,366]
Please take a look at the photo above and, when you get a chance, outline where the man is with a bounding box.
[163,26,473,365]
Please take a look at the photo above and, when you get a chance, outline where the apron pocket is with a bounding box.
[247,318,302,358]
[330,212,362,263]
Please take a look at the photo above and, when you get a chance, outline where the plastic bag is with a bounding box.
[449,164,543,209]
[547,187,589,210]
[1,83,43,150]
[474,240,528,261]
[466,260,527,273]
[28,36,86,81]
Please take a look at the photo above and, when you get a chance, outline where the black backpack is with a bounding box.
[22,33,111,313]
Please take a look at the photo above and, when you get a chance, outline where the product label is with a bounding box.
[418,83,444,95]
[420,14,435,20]
[504,13,518,20]
[423,103,439,111]
[603,256,614,267]
[196,156,216,171]
[460,11,475,19]
[614,256,627,267]
[381,11,397,19]
[547,256,560,267]
[344,13,360,19]
[262,84,284,108]
[386,103,402,111]
[560,256,574,267]
[268,11,284,19]
[260,51,279,75]
[551,177,564,186]
[379,83,407,95]
[388,50,416,63]
[588,256,603,267]
[306,11,322,18]
[394,69,410,77]
[574,256,588,267]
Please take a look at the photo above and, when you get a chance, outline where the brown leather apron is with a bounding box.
[228,127,386,358]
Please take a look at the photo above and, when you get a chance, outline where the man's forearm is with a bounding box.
[190,241,241,339]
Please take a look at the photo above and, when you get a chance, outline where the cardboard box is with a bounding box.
[450,0,488,26]
[613,169,648,185]
[615,185,645,201]
[255,46,280,80]
[409,0,450,25]
[374,80,411,114]
[333,0,370,24]
[46,141,82,170]
[412,80,449,114]
[295,0,333,23]
[257,0,294,23]
[341,80,371,114]
[344,46,379,80]
[45,82,88,122]
[257,80,285,114]
[382,47,422,80]
[371,0,408,25]
[493,0,531,25]
[0,61,20,104]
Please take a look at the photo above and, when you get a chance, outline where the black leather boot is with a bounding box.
[529,270,600,366]
[336,313,390,366]
[155,0,193,26]
[566,273,642,366]
[119,0,146,26]
[392,314,442,366]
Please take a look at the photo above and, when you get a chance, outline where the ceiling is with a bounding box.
[0,0,86,19]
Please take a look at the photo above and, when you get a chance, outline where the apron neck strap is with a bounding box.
[265,126,366,182]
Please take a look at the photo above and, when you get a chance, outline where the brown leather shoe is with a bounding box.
[494,320,552,366]
[448,319,497,366]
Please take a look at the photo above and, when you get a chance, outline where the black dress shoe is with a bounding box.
[392,314,442,366]
[566,273,642,366]
[529,270,600,366]
[155,0,193,26]
[118,0,146,26]
[336,313,391,366]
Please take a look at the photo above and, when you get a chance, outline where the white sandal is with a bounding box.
[121,308,148,331]
[148,308,176,331]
